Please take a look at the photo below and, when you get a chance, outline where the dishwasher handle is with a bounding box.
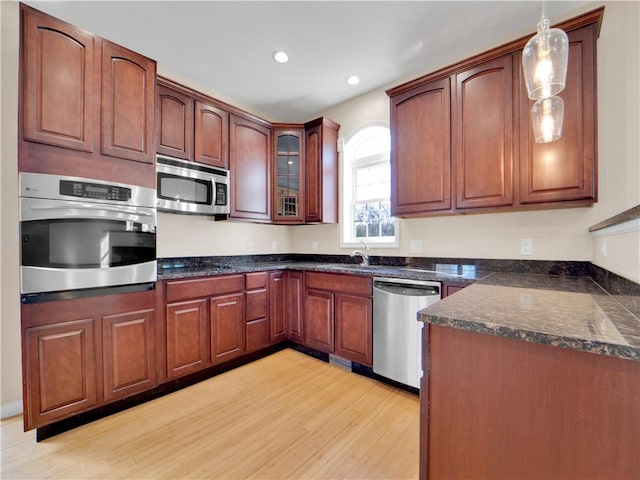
[373,281,440,297]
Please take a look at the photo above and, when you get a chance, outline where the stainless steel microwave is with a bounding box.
[156,155,230,215]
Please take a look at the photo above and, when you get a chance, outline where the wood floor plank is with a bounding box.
[1,349,419,479]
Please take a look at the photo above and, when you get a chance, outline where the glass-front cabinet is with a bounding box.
[273,128,304,223]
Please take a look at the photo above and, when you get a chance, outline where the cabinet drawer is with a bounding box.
[245,272,268,290]
[166,274,243,302]
[305,272,372,297]
[246,289,268,321]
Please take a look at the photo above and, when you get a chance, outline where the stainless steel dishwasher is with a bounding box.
[373,277,441,389]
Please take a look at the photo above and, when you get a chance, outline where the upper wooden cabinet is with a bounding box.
[194,100,229,168]
[304,118,339,223]
[390,78,452,215]
[229,114,272,221]
[387,8,603,217]
[19,5,156,187]
[156,84,193,160]
[272,127,305,223]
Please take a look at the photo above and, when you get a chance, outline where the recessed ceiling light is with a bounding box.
[273,50,289,63]
[346,75,360,86]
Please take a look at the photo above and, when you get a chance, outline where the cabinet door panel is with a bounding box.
[23,8,95,152]
[156,85,192,159]
[304,289,334,353]
[519,26,596,203]
[391,78,452,214]
[287,271,304,343]
[210,293,245,364]
[25,319,98,429]
[335,294,373,366]
[101,41,155,163]
[270,271,287,343]
[166,299,208,378]
[229,115,271,220]
[455,55,514,209]
[246,318,270,353]
[246,289,268,322]
[273,130,304,223]
[304,125,321,221]
[102,309,155,402]
[194,101,228,168]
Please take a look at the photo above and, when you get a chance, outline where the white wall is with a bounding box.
[292,1,640,282]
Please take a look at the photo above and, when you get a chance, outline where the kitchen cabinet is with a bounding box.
[166,299,208,378]
[269,271,287,343]
[303,272,372,366]
[19,5,156,188]
[229,114,272,221]
[454,55,514,209]
[441,282,467,298]
[210,292,245,363]
[421,324,640,479]
[21,289,156,430]
[272,127,304,223]
[286,271,304,343]
[245,272,270,353]
[156,80,229,168]
[387,8,602,217]
[304,118,339,223]
[390,77,452,215]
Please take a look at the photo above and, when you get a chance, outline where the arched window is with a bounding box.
[342,126,397,246]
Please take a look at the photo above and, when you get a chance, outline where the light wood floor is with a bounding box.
[1,349,419,479]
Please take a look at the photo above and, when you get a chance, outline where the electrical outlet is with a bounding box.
[247,240,254,252]
[271,240,278,252]
[520,238,533,256]
[410,239,422,253]
[600,239,607,257]
[312,240,318,252]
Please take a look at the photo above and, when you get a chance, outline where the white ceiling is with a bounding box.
[26,1,593,123]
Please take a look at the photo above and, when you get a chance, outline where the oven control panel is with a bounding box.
[60,180,132,202]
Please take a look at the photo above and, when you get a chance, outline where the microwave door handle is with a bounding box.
[30,204,155,217]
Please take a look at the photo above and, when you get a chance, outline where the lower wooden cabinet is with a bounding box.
[21,289,156,430]
[286,271,304,343]
[166,299,208,378]
[269,271,287,343]
[210,293,245,363]
[303,272,373,366]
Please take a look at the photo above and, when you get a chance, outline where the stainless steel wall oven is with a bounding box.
[19,172,157,294]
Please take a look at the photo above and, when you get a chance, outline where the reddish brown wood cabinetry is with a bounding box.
[303,272,372,366]
[156,84,193,160]
[387,9,602,217]
[286,271,304,343]
[304,118,339,223]
[210,292,245,363]
[19,5,156,188]
[165,299,208,378]
[229,114,272,221]
[390,78,452,215]
[272,127,305,223]
[194,100,229,168]
[245,272,270,353]
[455,55,514,209]
[21,289,156,431]
[269,271,287,343]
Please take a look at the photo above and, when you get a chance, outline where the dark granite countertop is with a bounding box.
[418,272,640,362]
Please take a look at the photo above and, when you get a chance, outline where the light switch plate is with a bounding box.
[312,240,318,252]
[520,238,533,256]
[410,239,422,253]
[247,240,255,252]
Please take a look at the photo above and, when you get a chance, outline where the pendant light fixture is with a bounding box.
[522,2,569,143]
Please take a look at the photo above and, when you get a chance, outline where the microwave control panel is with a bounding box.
[60,180,132,202]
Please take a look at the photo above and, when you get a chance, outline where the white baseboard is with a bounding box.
[1,400,23,419]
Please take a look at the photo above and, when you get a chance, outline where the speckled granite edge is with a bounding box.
[420,313,640,362]
[589,263,640,319]
[588,204,640,232]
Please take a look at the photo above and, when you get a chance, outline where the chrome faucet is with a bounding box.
[351,240,370,266]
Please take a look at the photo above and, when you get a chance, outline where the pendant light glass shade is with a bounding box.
[531,96,564,143]
[522,18,569,100]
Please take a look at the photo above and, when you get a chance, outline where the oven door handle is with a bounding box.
[30,204,155,217]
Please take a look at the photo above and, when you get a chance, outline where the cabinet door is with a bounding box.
[229,115,272,221]
[24,319,98,429]
[287,271,304,343]
[335,294,373,366]
[156,84,192,160]
[273,130,304,223]
[246,288,270,352]
[101,40,156,163]
[102,309,156,402]
[304,119,339,223]
[519,25,596,204]
[22,6,95,152]
[166,299,208,378]
[390,77,452,215]
[455,55,514,209]
[269,271,287,343]
[304,289,334,353]
[194,100,229,168]
[210,292,245,364]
